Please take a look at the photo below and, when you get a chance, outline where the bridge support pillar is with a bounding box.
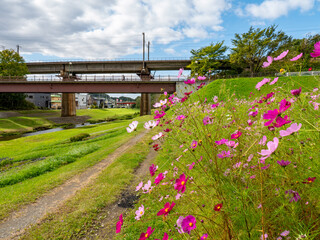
[61,93,76,117]
[139,72,151,116]
[140,93,151,116]
[61,69,77,117]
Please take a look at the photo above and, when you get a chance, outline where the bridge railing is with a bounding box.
[0,75,186,82]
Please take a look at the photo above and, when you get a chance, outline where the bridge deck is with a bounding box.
[0,81,176,93]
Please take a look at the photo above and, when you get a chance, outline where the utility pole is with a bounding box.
[16,45,20,54]
[142,32,145,70]
[147,41,150,61]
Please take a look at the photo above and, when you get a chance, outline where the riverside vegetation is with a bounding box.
[0,109,144,221]
[116,48,320,239]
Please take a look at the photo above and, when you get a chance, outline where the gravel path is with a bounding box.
[0,131,147,240]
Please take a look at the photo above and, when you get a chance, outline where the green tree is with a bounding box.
[230,25,291,74]
[189,41,227,77]
[0,49,32,110]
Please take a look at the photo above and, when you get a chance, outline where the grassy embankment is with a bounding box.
[114,75,320,239]
[21,128,156,240]
[0,108,139,136]
[0,114,149,221]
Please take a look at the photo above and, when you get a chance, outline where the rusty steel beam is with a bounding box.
[0,81,176,93]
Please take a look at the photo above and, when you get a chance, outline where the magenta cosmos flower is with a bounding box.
[291,87,301,96]
[149,164,157,176]
[174,173,189,193]
[279,123,302,137]
[277,160,291,167]
[178,68,184,78]
[184,78,196,85]
[231,130,242,139]
[154,110,166,119]
[139,227,155,240]
[154,173,165,185]
[310,41,320,57]
[116,214,123,233]
[263,99,291,126]
[157,202,175,217]
[181,215,197,234]
[201,233,208,239]
[155,232,172,240]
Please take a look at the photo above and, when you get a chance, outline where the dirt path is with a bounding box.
[80,148,157,240]
[0,131,148,240]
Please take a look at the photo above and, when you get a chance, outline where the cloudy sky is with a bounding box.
[1,0,320,62]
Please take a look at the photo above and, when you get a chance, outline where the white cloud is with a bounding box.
[164,48,176,55]
[245,0,315,20]
[0,0,232,59]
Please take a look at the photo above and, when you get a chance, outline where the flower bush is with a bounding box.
[117,45,320,239]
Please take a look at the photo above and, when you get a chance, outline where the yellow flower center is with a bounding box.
[140,211,143,214]
[181,181,185,185]
[145,233,148,237]
[165,208,169,212]
[189,222,193,227]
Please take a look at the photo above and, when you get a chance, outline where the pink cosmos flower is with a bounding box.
[136,181,143,191]
[176,115,186,120]
[291,87,301,96]
[178,68,184,78]
[174,173,189,193]
[154,173,165,185]
[135,204,144,220]
[139,227,155,240]
[274,50,289,60]
[231,130,242,139]
[155,232,172,240]
[290,53,303,61]
[127,121,138,133]
[213,96,218,102]
[256,78,271,90]
[279,123,302,137]
[217,150,233,159]
[157,202,175,217]
[153,99,167,108]
[198,76,206,80]
[225,140,238,148]
[280,230,290,237]
[149,164,158,176]
[188,162,195,170]
[116,214,123,233]
[258,137,279,157]
[201,233,208,239]
[191,140,198,149]
[152,132,163,141]
[184,78,196,85]
[203,116,213,125]
[181,215,197,234]
[259,135,267,145]
[262,56,273,68]
[142,180,153,193]
[144,120,159,129]
[176,216,185,234]
[248,110,258,117]
[310,41,320,57]
[215,138,228,145]
[269,77,278,85]
[279,99,291,113]
[263,99,291,126]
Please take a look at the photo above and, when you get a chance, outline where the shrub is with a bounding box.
[70,133,90,142]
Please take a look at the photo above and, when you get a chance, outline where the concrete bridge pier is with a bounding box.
[61,69,76,117]
[139,72,151,116]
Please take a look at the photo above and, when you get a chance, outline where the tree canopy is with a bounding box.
[0,49,32,110]
[0,49,29,76]
[189,41,227,77]
[230,25,291,74]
